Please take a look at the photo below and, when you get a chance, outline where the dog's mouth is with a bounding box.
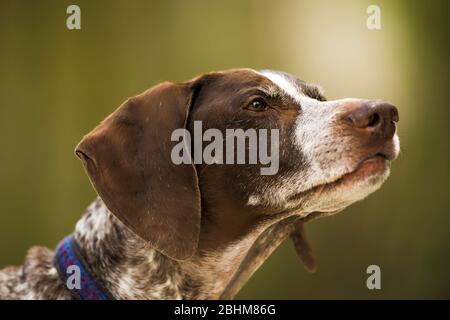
[288,151,392,204]
[338,153,390,184]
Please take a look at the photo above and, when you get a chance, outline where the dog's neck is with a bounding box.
[73,198,298,299]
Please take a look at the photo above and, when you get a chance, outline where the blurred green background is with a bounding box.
[0,0,449,299]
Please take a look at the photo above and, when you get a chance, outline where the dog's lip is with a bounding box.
[376,148,396,161]
[345,153,389,181]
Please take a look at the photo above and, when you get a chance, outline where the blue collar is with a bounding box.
[54,235,113,300]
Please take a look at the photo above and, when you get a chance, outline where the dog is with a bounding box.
[0,68,399,299]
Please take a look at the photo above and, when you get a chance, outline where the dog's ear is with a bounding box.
[75,81,201,260]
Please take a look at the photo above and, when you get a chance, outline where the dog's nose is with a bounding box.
[347,100,399,140]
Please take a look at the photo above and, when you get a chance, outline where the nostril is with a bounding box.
[348,109,381,129]
[367,112,380,128]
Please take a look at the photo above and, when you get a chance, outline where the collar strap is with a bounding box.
[54,235,113,300]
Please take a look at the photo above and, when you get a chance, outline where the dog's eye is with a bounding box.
[247,99,268,112]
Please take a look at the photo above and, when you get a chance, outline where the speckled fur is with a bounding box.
[0,198,292,299]
[0,247,72,299]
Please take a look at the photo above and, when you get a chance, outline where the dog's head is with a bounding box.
[76,68,399,260]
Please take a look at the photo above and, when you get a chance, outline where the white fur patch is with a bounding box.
[259,70,303,103]
[247,195,260,206]
[392,134,400,155]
